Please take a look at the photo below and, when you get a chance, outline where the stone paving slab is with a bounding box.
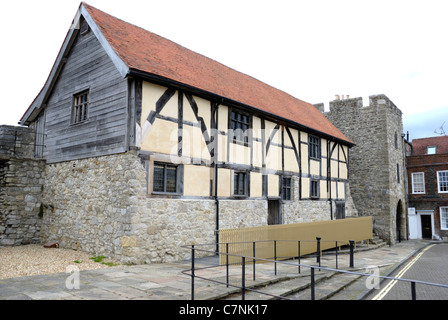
[0,240,434,301]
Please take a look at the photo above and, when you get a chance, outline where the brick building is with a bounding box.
[407,136,448,240]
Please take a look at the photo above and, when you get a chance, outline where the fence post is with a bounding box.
[411,282,416,300]
[310,267,315,300]
[335,241,338,269]
[316,237,321,267]
[298,240,301,274]
[274,240,277,276]
[253,242,256,281]
[191,245,195,301]
[242,256,246,300]
[349,240,355,268]
[226,243,229,287]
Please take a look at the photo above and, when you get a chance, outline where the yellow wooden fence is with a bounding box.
[218,217,373,265]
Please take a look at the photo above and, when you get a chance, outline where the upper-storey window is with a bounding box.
[309,135,321,160]
[437,171,448,193]
[411,172,425,194]
[72,90,89,124]
[427,146,437,155]
[231,111,250,144]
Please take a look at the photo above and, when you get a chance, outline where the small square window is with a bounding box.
[427,146,437,155]
[72,91,89,124]
[154,162,178,194]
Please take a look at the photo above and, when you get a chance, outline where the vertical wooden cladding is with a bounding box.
[139,81,350,200]
[41,21,128,163]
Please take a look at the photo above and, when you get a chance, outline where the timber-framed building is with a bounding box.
[7,3,357,263]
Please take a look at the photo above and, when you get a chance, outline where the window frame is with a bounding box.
[152,162,180,195]
[440,207,448,230]
[233,171,249,197]
[427,146,437,155]
[308,135,321,160]
[71,90,90,125]
[310,179,320,199]
[282,176,292,201]
[411,172,425,194]
[437,170,448,193]
[230,110,251,145]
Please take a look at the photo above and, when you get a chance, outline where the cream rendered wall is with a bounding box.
[250,172,263,198]
[268,174,279,197]
[184,165,211,197]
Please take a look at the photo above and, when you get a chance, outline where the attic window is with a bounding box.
[427,146,437,155]
[72,90,89,124]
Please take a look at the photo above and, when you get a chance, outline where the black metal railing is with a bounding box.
[181,240,448,301]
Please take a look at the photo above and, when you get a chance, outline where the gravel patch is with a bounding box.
[0,244,120,280]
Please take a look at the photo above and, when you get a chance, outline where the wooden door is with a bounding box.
[421,215,432,239]
[268,200,281,225]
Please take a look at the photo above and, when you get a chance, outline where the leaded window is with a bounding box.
[309,135,321,160]
[154,162,178,194]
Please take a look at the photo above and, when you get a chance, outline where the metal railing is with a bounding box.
[181,240,448,301]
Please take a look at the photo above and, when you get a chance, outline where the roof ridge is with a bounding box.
[82,2,311,107]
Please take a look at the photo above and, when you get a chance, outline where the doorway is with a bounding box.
[421,215,432,239]
[268,200,281,225]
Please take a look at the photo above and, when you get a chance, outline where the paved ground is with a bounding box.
[0,239,441,301]
[364,242,448,300]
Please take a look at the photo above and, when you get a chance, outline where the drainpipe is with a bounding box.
[214,102,220,253]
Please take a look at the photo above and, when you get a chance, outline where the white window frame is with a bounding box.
[437,170,448,193]
[440,207,448,230]
[427,146,437,155]
[411,172,425,194]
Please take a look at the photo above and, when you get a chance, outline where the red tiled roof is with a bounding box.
[411,136,448,155]
[82,3,352,145]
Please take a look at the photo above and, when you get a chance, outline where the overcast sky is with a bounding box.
[1,0,447,141]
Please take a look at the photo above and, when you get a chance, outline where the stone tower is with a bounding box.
[316,94,408,244]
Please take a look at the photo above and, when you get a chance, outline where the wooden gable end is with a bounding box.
[34,16,129,163]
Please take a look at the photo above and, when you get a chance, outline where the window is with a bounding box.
[231,111,250,144]
[411,172,425,194]
[427,146,437,155]
[441,207,448,230]
[153,162,178,194]
[437,171,448,193]
[309,136,321,160]
[397,164,400,183]
[310,180,320,199]
[233,171,248,196]
[282,177,292,201]
[72,90,89,124]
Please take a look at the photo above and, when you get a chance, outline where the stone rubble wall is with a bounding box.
[322,95,408,244]
[0,126,45,246]
[40,151,359,264]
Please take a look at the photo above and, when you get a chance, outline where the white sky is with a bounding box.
[1,0,447,140]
